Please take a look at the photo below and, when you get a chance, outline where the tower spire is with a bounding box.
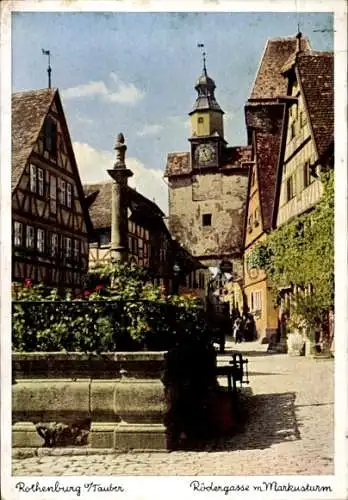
[197,43,207,75]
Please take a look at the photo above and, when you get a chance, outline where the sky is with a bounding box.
[12,11,334,214]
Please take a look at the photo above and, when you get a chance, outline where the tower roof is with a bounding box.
[190,56,223,115]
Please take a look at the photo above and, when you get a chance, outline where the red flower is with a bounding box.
[95,285,104,291]
[24,278,32,288]
[83,290,91,297]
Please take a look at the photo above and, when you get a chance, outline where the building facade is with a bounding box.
[242,36,311,339]
[273,49,334,227]
[12,88,91,290]
[84,181,173,286]
[271,47,334,323]
[84,182,205,296]
[165,57,253,309]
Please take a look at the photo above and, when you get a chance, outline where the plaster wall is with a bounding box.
[169,171,248,279]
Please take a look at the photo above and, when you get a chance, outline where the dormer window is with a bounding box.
[43,117,57,156]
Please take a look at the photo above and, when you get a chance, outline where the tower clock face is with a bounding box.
[195,143,216,164]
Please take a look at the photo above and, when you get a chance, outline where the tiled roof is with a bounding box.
[165,146,252,177]
[296,52,334,160]
[246,103,285,231]
[84,181,164,230]
[12,88,56,191]
[165,152,191,177]
[222,146,253,167]
[249,37,311,100]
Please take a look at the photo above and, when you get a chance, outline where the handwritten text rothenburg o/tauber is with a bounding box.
[15,481,125,496]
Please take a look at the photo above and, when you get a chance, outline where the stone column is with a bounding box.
[107,133,133,263]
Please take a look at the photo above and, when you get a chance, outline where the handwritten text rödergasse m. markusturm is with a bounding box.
[189,480,332,494]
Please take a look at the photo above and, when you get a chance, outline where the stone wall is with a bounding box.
[12,352,167,450]
[168,171,248,278]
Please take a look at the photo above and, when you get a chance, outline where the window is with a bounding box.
[38,168,44,196]
[248,214,253,232]
[67,183,72,208]
[73,239,80,261]
[300,110,307,128]
[286,176,295,201]
[50,233,59,257]
[254,208,260,227]
[50,174,57,214]
[63,236,72,258]
[202,214,212,226]
[100,232,110,246]
[290,122,296,139]
[143,241,148,258]
[58,179,73,208]
[303,161,311,189]
[26,226,35,249]
[30,164,37,192]
[59,179,66,205]
[29,164,44,195]
[43,117,57,155]
[37,229,45,253]
[138,238,144,258]
[250,290,262,313]
[293,103,298,120]
[198,117,204,124]
[14,221,23,247]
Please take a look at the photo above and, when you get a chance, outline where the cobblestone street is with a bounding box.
[12,340,334,476]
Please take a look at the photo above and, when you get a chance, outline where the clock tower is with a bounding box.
[189,52,226,169]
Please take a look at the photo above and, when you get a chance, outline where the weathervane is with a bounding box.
[197,43,207,73]
[42,49,52,89]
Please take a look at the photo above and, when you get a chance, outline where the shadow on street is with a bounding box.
[185,391,301,452]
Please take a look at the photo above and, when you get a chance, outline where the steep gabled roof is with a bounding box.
[249,37,311,100]
[12,88,56,192]
[296,52,334,160]
[84,181,165,231]
[271,51,334,227]
[244,103,285,238]
[12,87,93,233]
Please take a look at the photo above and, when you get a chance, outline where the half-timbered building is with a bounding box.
[84,181,205,295]
[271,46,334,320]
[273,48,334,227]
[84,182,172,289]
[12,88,91,290]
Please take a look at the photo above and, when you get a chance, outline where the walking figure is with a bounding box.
[233,317,243,343]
